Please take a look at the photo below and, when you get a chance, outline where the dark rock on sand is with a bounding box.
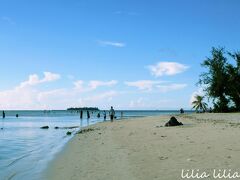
[41,126,49,129]
[77,128,95,134]
[165,116,183,127]
[63,126,79,129]
[55,126,79,130]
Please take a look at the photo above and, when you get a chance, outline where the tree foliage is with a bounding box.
[199,47,240,112]
[192,95,208,112]
[226,52,240,110]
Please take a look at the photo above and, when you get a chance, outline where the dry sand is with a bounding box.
[45,113,240,180]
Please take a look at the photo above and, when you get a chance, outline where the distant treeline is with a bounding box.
[67,107,99,111]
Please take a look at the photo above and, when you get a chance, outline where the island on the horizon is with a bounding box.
[67,107,100,111]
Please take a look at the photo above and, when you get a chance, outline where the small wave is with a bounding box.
[7,172,17,180]
[6,153,30,167]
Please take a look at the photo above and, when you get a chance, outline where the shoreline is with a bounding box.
[44,113,240,180]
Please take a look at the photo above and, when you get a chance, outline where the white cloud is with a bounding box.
[189,88,204,105]
[37,89,67,102]
[0,87,39,109]
[156,83,187,92]
[0,71,188,110]
[88,80,118,90]
[74,80,118,92]
[36,88,84,109]
[0,74,118,110]
[125,80,187,93]
[129,98,145,108]
[73,80,84,91]
[128,98,175,110]
[42,72,60,82]
[0,72,61,109]
[84,91,118,103]
[148,62,189,77]
[73,91,119,110]
[125,80,164,91]
[19,72,60,88]
[98,40,125,47]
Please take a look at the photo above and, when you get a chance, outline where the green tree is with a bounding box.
[199,47,229,112]
[226,51,240,110]
[192,95,208,112]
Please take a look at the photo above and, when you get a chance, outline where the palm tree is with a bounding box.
[192,95,208,112]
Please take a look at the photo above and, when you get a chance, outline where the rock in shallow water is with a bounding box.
[66,131,72,135]
[40,126,49,129]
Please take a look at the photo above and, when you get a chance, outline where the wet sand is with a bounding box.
[45,113,240,180]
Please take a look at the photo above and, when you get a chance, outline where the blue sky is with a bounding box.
[0,0,240,110]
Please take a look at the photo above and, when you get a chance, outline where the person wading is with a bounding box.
[109,106,115,122]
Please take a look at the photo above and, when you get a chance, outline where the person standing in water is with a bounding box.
[80,110,83,119]
[109,106,115,122]
[2,111,5,119]
[180,108,184,114]
[103,111,106,121]
[97,112,100,118]
[1,111,5,130]
[87,111,90,119]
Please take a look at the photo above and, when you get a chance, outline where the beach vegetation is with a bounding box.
[199,47,240,112]
[192,95,208,112]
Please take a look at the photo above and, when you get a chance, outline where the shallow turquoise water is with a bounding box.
[0,110,188,180]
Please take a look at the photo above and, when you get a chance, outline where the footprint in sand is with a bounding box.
[187,158,195,162]
[159,156,168,160]
[129,132,134,136]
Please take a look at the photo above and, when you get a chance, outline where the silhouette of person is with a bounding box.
[2,111,5,119]
[103,111,106,121]
[16,114,19,118]
[80,110,83,119]
[180,108,184,114]
[109,106,115,122]
[87,111,90,119]
[97,112,100,118]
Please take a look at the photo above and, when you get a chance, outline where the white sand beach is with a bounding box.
[45,113,240,180]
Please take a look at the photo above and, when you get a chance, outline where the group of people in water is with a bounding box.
[2,111,19,119]
[79,106,117,122]
[1,107,119,121]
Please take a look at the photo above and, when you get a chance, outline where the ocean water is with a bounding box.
[0,110,189,180]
